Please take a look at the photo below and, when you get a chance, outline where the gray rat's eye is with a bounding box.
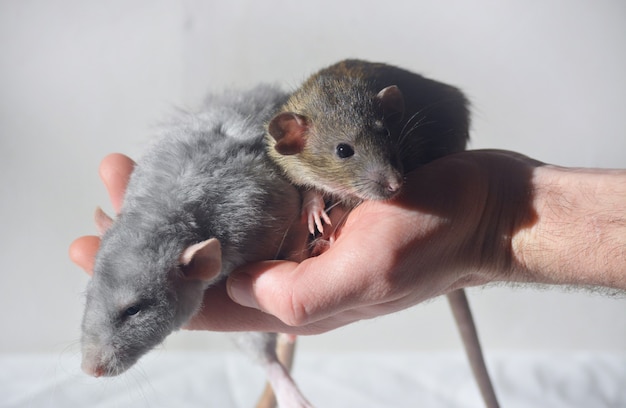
[336,143,354,159]
[124,305,141,316]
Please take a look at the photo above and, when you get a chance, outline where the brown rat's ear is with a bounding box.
[179,238,222,283]
[94,207,114,236]
[376,85,405,122]
[267,112,309,155]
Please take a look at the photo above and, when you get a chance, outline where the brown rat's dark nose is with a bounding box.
[360,166,403,200]
[384,170,404,197]
[387,177,402,194]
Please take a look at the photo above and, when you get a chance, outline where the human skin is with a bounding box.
[69,150,626,335]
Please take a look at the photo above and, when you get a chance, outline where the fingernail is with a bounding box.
[227,274,259,309]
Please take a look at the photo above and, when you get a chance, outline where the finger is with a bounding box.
[226,226,401,328]
[94,206,114,235]
[184,279,318,334]
[69,235,101,276]
[185,283,288,332]
[226,260,300,312]
[99,153,135,214]
[185,278,352,335]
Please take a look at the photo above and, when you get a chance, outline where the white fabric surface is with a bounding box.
[1,351,624,408]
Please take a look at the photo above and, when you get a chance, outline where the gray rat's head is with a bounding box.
[266,76,405,202]
[81,211,221,377]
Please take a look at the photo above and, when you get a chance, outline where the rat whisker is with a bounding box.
[399,106,424,128]
[126,363,156,406]
[399,108,427,138]
[273,224,292,260]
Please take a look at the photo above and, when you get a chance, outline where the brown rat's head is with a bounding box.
[266,77,405,202]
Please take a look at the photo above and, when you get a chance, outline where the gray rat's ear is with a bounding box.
[268,112,309,155]
[376,85,404,123]
[94,207,114,236]
[179,238,222,283]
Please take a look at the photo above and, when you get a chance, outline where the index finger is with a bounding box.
[69,235,100,276]
[99,153,135,214]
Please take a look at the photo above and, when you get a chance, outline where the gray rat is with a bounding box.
[80,84,313,407]
[266,59,499,408]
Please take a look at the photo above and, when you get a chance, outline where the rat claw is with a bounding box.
[302,189,330,235]
[306,208,332,236]
[307,215,317,235]
[321,210,332,227]
[314,213,325,235]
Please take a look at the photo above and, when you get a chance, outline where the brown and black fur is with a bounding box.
[266,59,470,204]
[265,60,500,408]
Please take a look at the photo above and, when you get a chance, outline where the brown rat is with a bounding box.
[266,60,499,408]
[266,59,469,232]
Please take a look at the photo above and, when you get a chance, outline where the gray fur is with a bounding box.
[81,84,306,377]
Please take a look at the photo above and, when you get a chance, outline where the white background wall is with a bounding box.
[0,0,624,356]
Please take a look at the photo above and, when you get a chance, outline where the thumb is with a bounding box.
[228,259,341,327]
[227,260,301,315]
[226,247,375,328]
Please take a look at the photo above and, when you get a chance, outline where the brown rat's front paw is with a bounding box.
[301,189,331,235]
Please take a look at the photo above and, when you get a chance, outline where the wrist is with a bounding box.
[511,165,626,289]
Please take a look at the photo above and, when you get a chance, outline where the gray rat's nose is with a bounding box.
[81,358,102,377]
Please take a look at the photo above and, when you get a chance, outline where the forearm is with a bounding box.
[512,165,626,290]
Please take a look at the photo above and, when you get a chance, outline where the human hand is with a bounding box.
[188,149,543,334]
[71,149,546,335]
[70,153,134,275]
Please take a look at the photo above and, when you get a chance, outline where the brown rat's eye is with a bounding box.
[336,143,354,159]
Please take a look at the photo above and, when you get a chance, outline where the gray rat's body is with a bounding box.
[81,84,312,407]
